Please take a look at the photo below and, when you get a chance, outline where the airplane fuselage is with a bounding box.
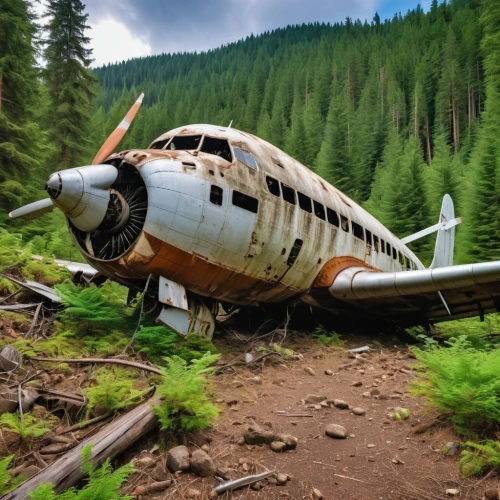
[69,124,424,307]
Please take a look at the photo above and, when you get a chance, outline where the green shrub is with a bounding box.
[55,281,132,334]
[459,441,500,478]
[84,368,149,417]
[411,336,500,435]
[153,352,220,433]
[0,411,57,440]
[312,326,345,348]
[135,326,218,362]
[29,445,134,499]
[0,455,14,494]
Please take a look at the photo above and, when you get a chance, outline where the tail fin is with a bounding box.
[430,194,456,269]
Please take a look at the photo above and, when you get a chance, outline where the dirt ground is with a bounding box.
[121,330,500,500]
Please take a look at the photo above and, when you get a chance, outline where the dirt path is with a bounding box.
[133,333,500,500]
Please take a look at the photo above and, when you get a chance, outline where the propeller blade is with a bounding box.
[92,92,145,165]
[9,198,54,220]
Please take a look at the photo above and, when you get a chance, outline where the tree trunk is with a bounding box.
[1,398,160,500]
[425,115,432,165]
[0,75,3,112]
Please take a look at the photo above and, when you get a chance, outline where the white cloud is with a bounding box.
[90,18,152,67]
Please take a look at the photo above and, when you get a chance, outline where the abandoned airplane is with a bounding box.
[10,94,500,338]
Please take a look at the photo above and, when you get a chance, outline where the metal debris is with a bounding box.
[1,275,62,303]
[211,470,275,495]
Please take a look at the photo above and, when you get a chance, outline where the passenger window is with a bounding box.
[232,191,258,214]
[352,221,364,240]
[398,252,404,265]
[340,215,349,232]
[365,229,372,246]
[386,242,392,256]
[168,135,202,150]
[281,183,296,205]
[404,255,410,269]
[210,185,223,206]
[233,147,258,169]
[297,192,312,213]
[266,176,280,197]
[380,239,385,253]
[392,247,397,260]
[327,208,339,227]
[201,137,233,162]
[373,235,380,252]
[313,201,325,220]
[287,239,303,266]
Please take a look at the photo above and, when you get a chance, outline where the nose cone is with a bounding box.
[45,173,62,199]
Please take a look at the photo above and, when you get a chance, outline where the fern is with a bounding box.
[0,411,57,440]
[312,326,345,347]
[84,368,148,417]
[54,282,131,334]
[0,456,14,495]
[154,352,220,433]
[411,336,500,434]
[29,445,134,499]
[459,441,500,478]
[135,326,218,362]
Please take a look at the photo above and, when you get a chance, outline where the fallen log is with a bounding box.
[1,397,160,500]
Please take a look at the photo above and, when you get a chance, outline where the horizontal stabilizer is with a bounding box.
[401,217,462,244]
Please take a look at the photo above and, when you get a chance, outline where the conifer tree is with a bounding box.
[43,0,97,169]
[0,0,44,208]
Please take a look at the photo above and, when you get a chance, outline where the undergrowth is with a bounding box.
[29,445,134,499]
[0,411,58,440]
[84,368,149,417]
[135,326,218,362]
[458,441,500,478]
[0,455,24,494]
[154,352,220,433]
[411,336,500,435]
[312,325,345,347]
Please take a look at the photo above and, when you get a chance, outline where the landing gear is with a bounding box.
[156,277,215,339]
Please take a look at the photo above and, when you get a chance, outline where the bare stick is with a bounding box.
[32,357,163,376]
[26,303,42,338]
[60,412,114,435]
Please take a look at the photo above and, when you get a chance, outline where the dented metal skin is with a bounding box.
[69,124,424,308]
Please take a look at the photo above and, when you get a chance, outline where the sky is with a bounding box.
[34,0,432,67]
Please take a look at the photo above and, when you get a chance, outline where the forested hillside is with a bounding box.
[91,0,499,265]
[1,0,499,266]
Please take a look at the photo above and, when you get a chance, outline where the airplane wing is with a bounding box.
[324,262,500,323]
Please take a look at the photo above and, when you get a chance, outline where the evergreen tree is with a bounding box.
[0,0,45,209]
[43,0,97,169]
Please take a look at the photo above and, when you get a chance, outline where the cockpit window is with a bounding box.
[167,135,202,151]
[150,139,169,150]
[233,147,258,169]
[200,137,233,162]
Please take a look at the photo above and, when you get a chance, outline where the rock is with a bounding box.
[351,381,362,387]
[367,456,376,462]
[276,433,298,450]
[324,369,333,376]
[134,456,155,468]
[270,441,287,453]
[244,424,276,445]
[187,488,201,498]
[352,407,365,416]
[166,445,190,472]
[362,391,371,398]
[16,465,40,479]
[190,449,216,477]
[251,482,262,491]
[325,424,348,439]
[0,345,22,373]
[367,444,375,448]
[237,437,245,446]
[249,376,262,385]
[151,463,170,482]
[442,442,459,456]
[0,394,18,415]
[216,467,231,480]
[304,394,327,404]
[312,488,324,500]
[304,367,316,376]
[20,388,39,413]
[446,489,460,496]
[485,489,499,500]
[231,380,244,388]
[276,473,288,485]
[370,388,380,396]
[378,393,390,400]
[333,399,349,410]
